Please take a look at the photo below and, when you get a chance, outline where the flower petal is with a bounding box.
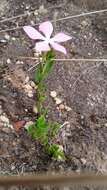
[50,42,67,54]
[51,32,72,43]
[35,41,50,52]
[39,21,53,38]
[23,26,45,40]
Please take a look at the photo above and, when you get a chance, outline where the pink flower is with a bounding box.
[23,21,71,54]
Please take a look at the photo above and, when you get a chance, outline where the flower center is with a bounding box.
[45,37,51,44]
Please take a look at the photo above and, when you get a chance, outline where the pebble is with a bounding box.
[16,60,24,65]
[88,52,91,56]
[24,121,34,130]
[11,37,16,41]
[24,84,32,91]
[65,106,72,112]
[59,104,65,110]
[24,76,29,84]
[6,58,11,64]
[2,127,11,133]
[81,158,87,165]
[0,115,9,124]
[30,20,35,26]
[30,81,36,88]
[50,91,57,98]
[25,109,28,112]
[24,84,34,97]
[81,20,88,27]
[25,4,30,10]
[7,124,13,129]
[4,34,10,40]
[28,92,33,98]
[0,39,7,43]
[105,123,107,127]
[34,10,39,16]
[26,11,31,16]
[11,164,16,170]
[54,97,63,105]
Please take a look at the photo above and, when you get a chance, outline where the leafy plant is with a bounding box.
[23,21,71,160]
[27,115,65,160]
[27,51,65,160]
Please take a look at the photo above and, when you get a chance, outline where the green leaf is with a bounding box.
[27,123,37,139]
[27,116,50,145]
[50,123,61,139]
[34,65,42,83]
[48,144,65,160]
[36,116,50,144]
[42,51,55,79]
[39,95,46,103]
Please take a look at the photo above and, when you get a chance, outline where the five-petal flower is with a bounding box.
[23,21,71,54]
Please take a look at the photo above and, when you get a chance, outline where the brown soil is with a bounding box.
[0,0,107,189]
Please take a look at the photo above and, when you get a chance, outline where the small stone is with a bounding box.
[81,115,84,119]
[6,58,11,64]
[35,85,38,90]
[59,104,65,110]
[24,84,32,91]
[24,76,29,84]
[0,115,9,124]
[88,52,91,56]
[0,39,7,43]
[11,37,16,41]
[4,34,10,40]
[16,60,24,65]
[34,52,40,57]
[28,91,33,98]
[56,106,60,110]
[81,158,87,165]
[24,121,34,130]
[2,127,11,133]
[11,165,15,170]
[50,91,57,98]
[65,106,71,112]
[30,81,35,88]
[25,4,30,10]
[81,20,88,27]
[25,109,28,112]
[27,11,31,16]
[55,97,63,105]
[8,124,13,129]
[34,10,38,16]
[30,20,35,26]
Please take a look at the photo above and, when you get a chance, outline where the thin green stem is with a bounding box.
[36,60,44,115]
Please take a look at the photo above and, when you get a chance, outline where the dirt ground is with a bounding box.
[0,0,107,189]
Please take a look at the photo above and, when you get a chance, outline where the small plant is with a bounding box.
[23,21,71,159]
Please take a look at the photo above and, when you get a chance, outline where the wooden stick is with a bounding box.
[0,174,107,186]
